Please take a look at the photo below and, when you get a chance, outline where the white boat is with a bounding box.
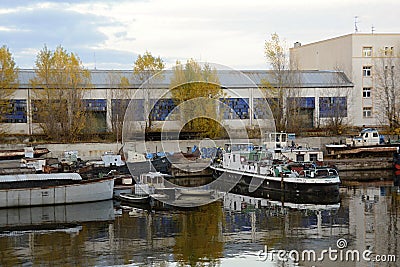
[118,193,150,204]
[0,200,114,235]
[0,173,114,208]
[179,189,214,196]
[211,142,340,196]
[264,132,324,162]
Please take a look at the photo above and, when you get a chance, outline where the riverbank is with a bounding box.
[0,136,398,173]
[0,136,340,160]
[326,157,394,171]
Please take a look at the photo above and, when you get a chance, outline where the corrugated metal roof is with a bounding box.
[17,69,353,89]
[0,173,82,183]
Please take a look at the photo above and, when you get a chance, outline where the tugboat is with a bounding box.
[210,143,340,196]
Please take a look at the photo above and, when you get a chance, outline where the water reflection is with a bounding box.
[0,175,399,266]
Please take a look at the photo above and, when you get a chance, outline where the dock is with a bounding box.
[325,157,393,171]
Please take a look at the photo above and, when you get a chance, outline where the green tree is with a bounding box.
[170,59,224,138]
[0,45,19,134]
[133,51,165,129]
[30,45,91,142]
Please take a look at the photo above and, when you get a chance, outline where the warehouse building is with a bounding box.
[3,69,353,135]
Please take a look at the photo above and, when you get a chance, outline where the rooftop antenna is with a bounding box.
[371,25,375,34]
[354,16,359,33]
[94,52,97,70]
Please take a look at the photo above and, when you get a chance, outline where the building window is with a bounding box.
[309,153,318,162]
[221,98,249,119]
[363,66,372,77]
[363,47,372,57]
[0,99,27,123]
[296,154,305,162]
[363,87,371,98]
[384,46,394,56]
[319,97,347,118]
[83,99,107,133]
[150,98,176,121]
[363,107,372,118]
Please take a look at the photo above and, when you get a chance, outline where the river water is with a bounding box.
[0,173,399,267]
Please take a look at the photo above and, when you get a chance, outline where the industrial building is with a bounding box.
[290,33,400,127]
[2,69,352,135]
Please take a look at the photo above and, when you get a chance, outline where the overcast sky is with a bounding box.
[1,0,399,70]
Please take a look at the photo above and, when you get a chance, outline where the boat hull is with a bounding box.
[0,200,114,233]
[126,156,171,177]
[212,167,340,197]
[0,177,114,208]
[118,193,150,204]
[0,148,49,160]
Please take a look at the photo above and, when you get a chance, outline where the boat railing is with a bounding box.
[301,168,338,178]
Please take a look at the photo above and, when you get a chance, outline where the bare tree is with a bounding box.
[107,72,132,140]
[318,68,352,135]
[285,72,307,133]
[263,33,303,133]
[319,87,350,135]
[373,49,400,133]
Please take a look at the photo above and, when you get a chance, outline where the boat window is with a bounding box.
[309,153,318,162]
[296,154,305,162]
[233,155,236,162]
[316,169,328,177]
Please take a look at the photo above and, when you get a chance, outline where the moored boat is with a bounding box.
[0,147,49,160]
[0,173,114,208]
[210,143,340,196]
[118,193,150,204]
[263,132,324,162]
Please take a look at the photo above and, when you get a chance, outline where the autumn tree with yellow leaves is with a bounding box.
[0,45,19,135]
[170,59,225,138]
[133,51,165,130]
[30,45,91,142]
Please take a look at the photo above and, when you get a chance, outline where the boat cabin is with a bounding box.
[222,143,274,175]
[346,128,382,147]
[264,132,323,163]
[264,132,295,149]
[134,172,169,195]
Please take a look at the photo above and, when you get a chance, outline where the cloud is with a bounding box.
[1,0,399,70]
[0,1,136,68]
